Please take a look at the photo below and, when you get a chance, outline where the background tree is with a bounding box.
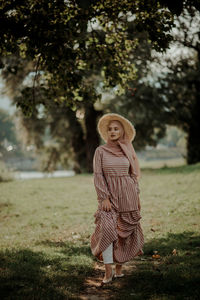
[108,6,200,164]
[155,7,200,164]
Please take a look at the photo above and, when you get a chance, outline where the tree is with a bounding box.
[1,0,199,171]
[0,0,176,113]
[0,0,173,172]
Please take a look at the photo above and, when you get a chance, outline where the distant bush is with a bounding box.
[0,161,13,182]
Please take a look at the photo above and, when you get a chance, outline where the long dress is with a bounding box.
[90,145,144,264]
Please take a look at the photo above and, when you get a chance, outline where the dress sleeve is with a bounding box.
[131,146,141,180]
[93,147,111,202]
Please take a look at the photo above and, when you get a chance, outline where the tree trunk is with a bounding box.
[187,97,200,164]
[85,104,103,173]
[68,110,86,173]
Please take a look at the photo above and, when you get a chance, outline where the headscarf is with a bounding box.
[101,121,141,180]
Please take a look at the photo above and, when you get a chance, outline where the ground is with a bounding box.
[0,163,200,299]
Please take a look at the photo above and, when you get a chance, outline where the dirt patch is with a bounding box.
[79,260,139,300]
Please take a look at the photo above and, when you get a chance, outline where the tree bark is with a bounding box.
[187,84,200,164]
[187,119,200,164]
[85,104,103,173]
[67,110,86,173]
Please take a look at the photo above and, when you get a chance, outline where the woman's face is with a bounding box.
[107,120,124,141]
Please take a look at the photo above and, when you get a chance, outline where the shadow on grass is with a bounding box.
[116,231,200,300]
[1,232,200,299]
[39,239,90,257]
[0,241,94,300]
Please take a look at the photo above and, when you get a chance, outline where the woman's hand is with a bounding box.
[102,198,112,212]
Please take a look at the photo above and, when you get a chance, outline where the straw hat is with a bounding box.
[97,113,136,142]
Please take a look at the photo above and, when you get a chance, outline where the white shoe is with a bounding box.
[114,273,124,278]
[102,268,114,284]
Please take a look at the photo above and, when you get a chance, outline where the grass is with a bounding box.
[0,163,200,299]
[115,232,200,300]
[0,161,13,182]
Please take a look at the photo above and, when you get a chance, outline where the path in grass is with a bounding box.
[0,163,200,299]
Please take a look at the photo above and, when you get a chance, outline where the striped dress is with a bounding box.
[90,145,144,264]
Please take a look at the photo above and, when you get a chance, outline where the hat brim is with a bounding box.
[97,113,136,142]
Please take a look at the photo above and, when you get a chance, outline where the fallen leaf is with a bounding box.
[172,249,177,256]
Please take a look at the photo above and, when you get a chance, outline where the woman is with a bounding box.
[90,113,144,284]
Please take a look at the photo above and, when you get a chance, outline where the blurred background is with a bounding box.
[1,0,199,181]
[0,94,187,179]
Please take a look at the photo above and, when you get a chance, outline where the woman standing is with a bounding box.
[90,113,144,284]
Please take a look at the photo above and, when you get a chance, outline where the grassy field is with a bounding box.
[0,163,200,299]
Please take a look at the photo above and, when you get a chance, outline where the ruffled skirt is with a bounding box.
[90,206,144,264]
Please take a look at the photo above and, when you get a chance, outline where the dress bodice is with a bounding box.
[101,150,130,177]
